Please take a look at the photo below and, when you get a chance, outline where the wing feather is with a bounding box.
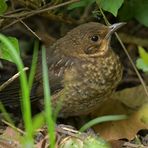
[0,47,73,106]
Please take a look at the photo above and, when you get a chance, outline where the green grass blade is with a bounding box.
[80,115,127,132]
[0,34,33,146]
[28,40,39,91]
[0,102,14,125]
[42,46,55,148]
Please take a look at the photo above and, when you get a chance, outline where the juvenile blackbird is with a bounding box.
[0,22,124,117]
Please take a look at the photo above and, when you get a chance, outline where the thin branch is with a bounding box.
[2,119,25,135]
[1,0,79,30]
[0,67,29,92]
[19,19,41,40]
[115,33,148,97]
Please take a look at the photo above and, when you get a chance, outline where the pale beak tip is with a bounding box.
[109,22,126,33]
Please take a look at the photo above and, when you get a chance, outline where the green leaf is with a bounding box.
[118,0,148,27]
[133,0,148,27]
[138,46,148,65]
[68,1,87,10]
[0,36,20,62]
[68,0,95,10]
[136,46,148,73]
[32,112,45,132]
[96,0,124,16]
[118,0,134,21]
[0,0,7,14]
[136,58,148,73]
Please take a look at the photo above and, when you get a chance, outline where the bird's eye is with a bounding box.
[91,35,99,42]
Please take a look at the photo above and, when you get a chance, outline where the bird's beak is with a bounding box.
[105,22,126,39]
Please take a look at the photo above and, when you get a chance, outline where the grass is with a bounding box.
[28,40,39,91]
[80,115,127,132]
[0,34,33,146]
[0,34,56,147]
[0,102,14,125]
[42,46,56,148]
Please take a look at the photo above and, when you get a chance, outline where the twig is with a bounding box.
[99,8,148,98]
[41,13,77,24]
[5,8,29,15]
[18,19,41,40]
[1,0,79,30]
[25,0,79,17]
[0,67,29,91]
[56,125,83,140]
[115,33,148,97]
[2,119,25,135]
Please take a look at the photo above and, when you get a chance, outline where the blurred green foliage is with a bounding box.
[0,37,20,62]
[68,0,95,10]
[136,46,148,73]
[0,0,7,15]
[68,0,148,26]
[118,0,148,27]
[96,0,124,16]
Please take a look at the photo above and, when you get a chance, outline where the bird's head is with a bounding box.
[57,22,125,59]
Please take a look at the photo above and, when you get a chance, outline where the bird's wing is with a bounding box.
[0,49,73,106]
[34,48,74,97]
[0,59,22,106]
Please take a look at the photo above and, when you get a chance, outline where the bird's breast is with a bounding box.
[56,51,123,117]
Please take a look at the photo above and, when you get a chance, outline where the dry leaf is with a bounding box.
[92,98,148,140]
[113,85,148,109]
[137,104,148,124]
[0,127,21,148]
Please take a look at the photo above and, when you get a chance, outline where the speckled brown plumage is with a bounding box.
[37,22,123,117]
[0,22,124,117]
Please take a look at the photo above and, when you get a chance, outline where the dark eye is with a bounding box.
[91,35,99,42]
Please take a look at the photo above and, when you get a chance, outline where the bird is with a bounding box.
[0,22,124,117]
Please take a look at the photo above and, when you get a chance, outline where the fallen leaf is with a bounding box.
[137,104,148,124]
[113,85,148,109]
[0,127,21,147]
[91,86,148,140]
